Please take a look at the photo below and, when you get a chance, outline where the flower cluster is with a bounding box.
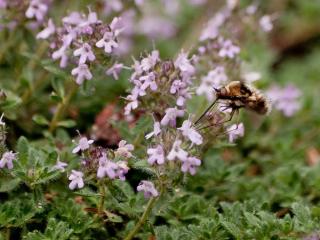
[0,0,51,30]
[266,84,301,117]
[37,11,123,84]
[124,50,195,116]
[25,0,50,23]
[123,50,204,198]
[68,136,133,190]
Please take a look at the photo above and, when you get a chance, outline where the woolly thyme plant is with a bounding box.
[0,0,309,239]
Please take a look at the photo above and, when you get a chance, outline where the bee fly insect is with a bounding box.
[194,81,271,130]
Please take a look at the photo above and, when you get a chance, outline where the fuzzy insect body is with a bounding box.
[215,81,271,115]
[194,81,271,130]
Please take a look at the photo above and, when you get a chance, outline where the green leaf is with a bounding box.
[0,178,21,192]
[244,212,261,228]
[24,218,73,240]
[0,90,22,110]
[104,211,123,223]
[51,78,65,97]
[57,120,76,128]
[50,92,63,103]
[220,218,242,239]
[109,181,128,202]
[16,136,29,165]
[292,202,313,229]
[44,65,67,78]
[32,114,49,126]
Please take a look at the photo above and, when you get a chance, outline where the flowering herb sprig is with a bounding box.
[37,10,123,85]
[69,135,133,190]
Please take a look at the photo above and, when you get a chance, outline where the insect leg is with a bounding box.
[194,98,218,125]
[198,108,236,131]
[194,101,225,130]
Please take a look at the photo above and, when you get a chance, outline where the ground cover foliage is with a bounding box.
[1,0,320,239]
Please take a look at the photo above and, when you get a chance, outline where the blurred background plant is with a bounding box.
[0,0,320,239]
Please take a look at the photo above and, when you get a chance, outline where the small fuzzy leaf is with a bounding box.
[57,120,76,128]
[32,114,49,126]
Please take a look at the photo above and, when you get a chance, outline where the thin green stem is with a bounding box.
[49,81,78,133]
[123,197,157,240]
[98,181,106,216]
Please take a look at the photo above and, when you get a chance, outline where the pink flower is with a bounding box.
[0,0,7,9]
[147,145,165,165]
[124,95,139,115]
[145,121,161,139]
[167,140,188,161]
[97,153,117,178]
[178,120,203,145]
[104,0,123,15]
[106,62,123,80]
[110,17,124,36]
[137,16,176,39]
[116,161,129,181]
[170,80,186,95]
[73,43,96,64]
[78,11,100,35]
[137,180,159,198]
[25,0,48,22]
[96,32,118,54]
[140,73,157,91]
[36,19,55,39]
[72,137,94,153]
[71,64,92,85]
[160,107,184,126]
[0,151,16,169]
[259,15,273,32]
[97,153,129,180]
[174,51,195,76]
[53,159,68,172]
[218,39,240,59]
[115,140,134,158]
[266,84,301,117]
[181,156,201,175]
[200,11,227,41]
[227,123,244,143]
[140,50,159,72]
[62,12,83,25]
[52,46,69,68]
[69,170,84,190]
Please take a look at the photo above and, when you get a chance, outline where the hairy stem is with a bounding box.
[98,182,106,216]
[49,80,78,133]
[123,196,157,240]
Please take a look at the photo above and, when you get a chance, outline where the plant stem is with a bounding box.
[49,80,78,133]
[123,197,157,240]
[98,181,106,216]
[5,227,10,240]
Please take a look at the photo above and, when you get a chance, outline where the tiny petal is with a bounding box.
[0,151,17,169]
[137,180,158,198]
[227,123,244,143]
[68,170,84,190]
